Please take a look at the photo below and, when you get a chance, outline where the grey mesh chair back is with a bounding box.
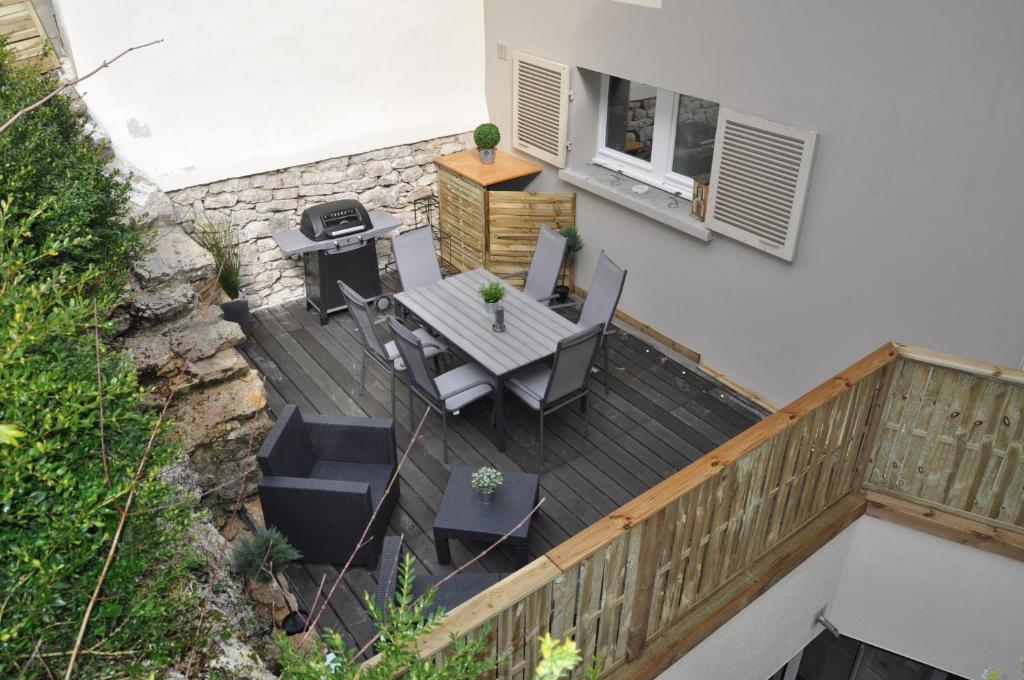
[544,323,604,404]
[522,225,568,302]
[578,251,627,332]
[392,227,443,291]
[339,281,388,360]
[387,317,441,403]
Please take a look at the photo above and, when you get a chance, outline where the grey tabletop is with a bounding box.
[394,268,580,377]
[433,466,540,540]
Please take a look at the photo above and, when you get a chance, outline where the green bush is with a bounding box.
[232,527,301,583]
[192,216,242,299]
[473,122,500,149]
[0,49,199,677]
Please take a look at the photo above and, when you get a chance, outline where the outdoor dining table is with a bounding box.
[393,268,581,451]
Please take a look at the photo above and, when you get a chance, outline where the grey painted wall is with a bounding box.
[483,0,1024,403]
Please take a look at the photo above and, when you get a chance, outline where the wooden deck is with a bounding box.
[242,281,766,656]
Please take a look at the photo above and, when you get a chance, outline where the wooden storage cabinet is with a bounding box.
[436,150,575,279]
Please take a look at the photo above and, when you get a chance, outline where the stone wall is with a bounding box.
[168,133,471,308]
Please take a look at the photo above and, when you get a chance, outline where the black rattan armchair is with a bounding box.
[257,405,399,568]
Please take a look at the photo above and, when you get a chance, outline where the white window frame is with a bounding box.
[593,74,697,197]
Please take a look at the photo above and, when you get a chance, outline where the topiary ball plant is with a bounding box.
[231,527,301,583]
[473,123,501,149]
[474,123,501,164]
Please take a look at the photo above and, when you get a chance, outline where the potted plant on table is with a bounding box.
[479,280,507,331]
[474,123,501,165]
[471,466,504,504]
[193,216,251,348]
[555,226,583,304]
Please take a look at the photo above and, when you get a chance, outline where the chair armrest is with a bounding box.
[547,300,581,311]
[498,269,528,280]
[259,475,372,497]
[438,378,494,401]
[304,416,398,465]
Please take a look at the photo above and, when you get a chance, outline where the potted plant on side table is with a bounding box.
[471,466,504,504]
[193,216,251,348]
[555,226,583,304]
[474,123,501,165]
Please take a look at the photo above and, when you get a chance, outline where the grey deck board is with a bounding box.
[242,272,767,654]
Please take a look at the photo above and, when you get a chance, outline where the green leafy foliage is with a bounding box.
[276,552,494,679]
[479,281,506,303]
[471,466,504,494]
[232,527,301,582]
[473,123,501,149]
[192,216,242,299]
[0,48,199,676]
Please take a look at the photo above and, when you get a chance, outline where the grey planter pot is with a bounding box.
[478,147,496,164]
[220,297,252,349]
[477,490,494,504]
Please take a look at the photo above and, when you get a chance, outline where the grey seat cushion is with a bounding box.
[311,461,393,507]
[506,364,550,410]
[436,363,494,412]
[384,328,447,371]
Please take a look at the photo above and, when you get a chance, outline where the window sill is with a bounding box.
[558,165,711,242]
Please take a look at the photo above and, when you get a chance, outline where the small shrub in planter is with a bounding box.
[192,216,252,346]
[473,123,501,164]
[471,466,504,503]
[479,281,506,305]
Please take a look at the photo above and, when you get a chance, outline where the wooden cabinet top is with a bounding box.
[435,150,542,187]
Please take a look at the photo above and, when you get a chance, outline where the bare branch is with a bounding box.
[0,39,163,136]
[92,301,110,489]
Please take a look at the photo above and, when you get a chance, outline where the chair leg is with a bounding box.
[390,369,397,418]
[408,391,415,433]
[433,355,440,372]
[359,351,368,396]
[539,411,545,472]
[603,341,610,395]
[584,392,591,439]
[442,410,449,464]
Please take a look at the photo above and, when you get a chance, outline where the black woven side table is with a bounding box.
[433,466,540,567]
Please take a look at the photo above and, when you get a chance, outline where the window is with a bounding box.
[594,74,719,196]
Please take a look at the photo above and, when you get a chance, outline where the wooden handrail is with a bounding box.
[896,343,1024,387]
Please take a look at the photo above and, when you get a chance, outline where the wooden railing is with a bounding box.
[370,342,1024,678]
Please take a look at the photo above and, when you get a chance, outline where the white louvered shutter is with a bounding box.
[706,108,818,262]
[511,52,570,168]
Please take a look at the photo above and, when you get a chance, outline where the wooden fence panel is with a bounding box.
[865,349,1024,530]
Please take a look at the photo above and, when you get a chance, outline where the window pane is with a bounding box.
[671,93,719,180]
[604,76,657,162]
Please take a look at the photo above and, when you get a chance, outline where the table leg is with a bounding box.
[494,375,506,452]
[434,528,452,565]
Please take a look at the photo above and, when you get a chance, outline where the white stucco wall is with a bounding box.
[483,0,1024,404]
[656,516,1024,680]
[831,516,1024,679]
[53,0,487,190]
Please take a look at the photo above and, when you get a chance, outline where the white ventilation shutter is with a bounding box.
[706,108,818,262]
[511,52,570,168]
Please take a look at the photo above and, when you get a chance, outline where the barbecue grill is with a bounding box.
[271,200,402,324]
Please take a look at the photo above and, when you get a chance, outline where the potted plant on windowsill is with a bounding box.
[193,216,251,348]
[554,226,583,304]
[471,466,504,504]
[474,123,501,165]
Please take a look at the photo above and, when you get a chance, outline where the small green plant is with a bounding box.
[231,527,301,583]
[192,216,242,298]
[534,634,601,680]
[479,281,506,304]
[473,122,501,149]
[558,225,584,256]
[471,466,504,494]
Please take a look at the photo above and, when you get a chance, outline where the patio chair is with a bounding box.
[387,316,495,463]
[257,405,399,568]
[392,226,443,291]
[553,251,627,394]
[500,225,568,303]
[505,323,604,468]
[338,281,447,419]
[375,535,506,619]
